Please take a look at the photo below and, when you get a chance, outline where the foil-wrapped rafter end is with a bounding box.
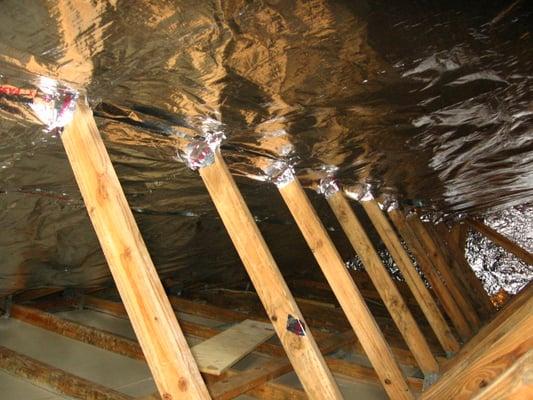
[317,176,341,198]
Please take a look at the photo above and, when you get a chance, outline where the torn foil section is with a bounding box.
[317,176,341,198]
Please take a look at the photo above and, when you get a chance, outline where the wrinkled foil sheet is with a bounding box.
[0,0,531,294]
[466,204,532,295]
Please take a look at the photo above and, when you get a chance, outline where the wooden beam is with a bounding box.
[10,304,144,360]
[61,102,210,399]
[407,215,481,332]
[0,345,132,400]
[360,200,460,355]
[421,286,533,399]
[198,151,342,400]
[468,219,533,265]
[327,192,439,374]
[388,209,473,341]
[472,350,533,400]
[442,283,533,373]
[434,223,495,320]
[278,178,414,400]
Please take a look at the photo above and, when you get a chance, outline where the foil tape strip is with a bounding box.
[345,182,374,202]
[265,159,295,188]
[317,176,341,198]
[181,117,226,170]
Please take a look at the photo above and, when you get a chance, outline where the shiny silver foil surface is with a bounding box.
[0,0,531,295]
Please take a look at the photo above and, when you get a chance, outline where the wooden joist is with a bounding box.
[199,151,342,399]
[327,192,439,375]
[388,209,473,341]
[278,178,414,400]
[468,219,533,265]
[360,200,460,355]
[407,215,481,332]
[9,304,144,360]
[62,102,210,399]
[421,285,533,399]
[0,345,132,400]
[23,294,425,399]
[472,350,533,400]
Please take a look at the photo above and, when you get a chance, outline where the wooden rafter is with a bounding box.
[327,192,439,375]
[278,178,414,399]
[61,102,210,399]
[360,200,460,355]
[199,151,342,399]
[388,209,473,341]
[407,215,481,332]
[468,219,533,265]
[433,223,495,319]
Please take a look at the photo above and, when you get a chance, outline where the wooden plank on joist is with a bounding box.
[209,330,354,400]
[278,178,414,400]
[468,219,533,265]
[361,200,460,355]
[62,102,210,400]
[327,192,439,375]
[388,209,473,341]
[472,350,533,400]
[199,151,342,400]
[191,319,275,375]
[83,296,288,358]
[0,345,132,400]
[407,215,481,332]
[421,286,533,399]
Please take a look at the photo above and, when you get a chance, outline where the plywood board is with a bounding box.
[192,319,275,375]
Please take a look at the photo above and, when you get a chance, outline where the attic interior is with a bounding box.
[0,1,532,399]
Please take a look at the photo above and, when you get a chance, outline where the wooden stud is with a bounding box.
[388,209,473,341]
[278,178,414,400]
[468,219,533,265]
[198,151,342,400]
[327,192,439,374]
[421,286,533,399]
[472,350,533,400]
[360,200,460,355]
[0,345,132,400]
[407,215,481,331]
[61,102,210,400]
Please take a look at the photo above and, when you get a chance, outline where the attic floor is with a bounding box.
[0,306,388,399]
